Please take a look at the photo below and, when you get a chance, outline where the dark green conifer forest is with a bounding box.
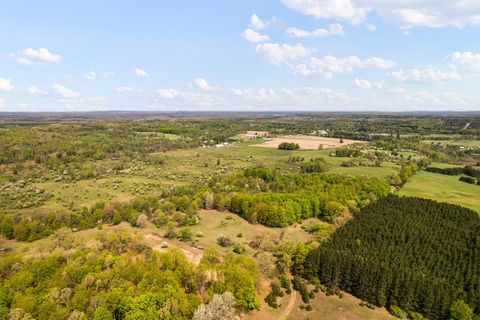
[303,196,480,319]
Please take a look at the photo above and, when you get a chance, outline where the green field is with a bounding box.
[423,139,480,148]
[398,171,480,213]
[18,142,398,215]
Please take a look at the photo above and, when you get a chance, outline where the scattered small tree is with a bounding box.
[450,300,474,320]
[192,292,236,320]
[178,228,193,242]
[135,214,148,228]
[217,234,233,247]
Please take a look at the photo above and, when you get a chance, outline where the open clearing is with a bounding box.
[248,288,393,320]
[286,290,394,320]
[398,171,480,213]
[254,135,365,150]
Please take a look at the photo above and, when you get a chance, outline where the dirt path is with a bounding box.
[279,290,297,320]
[144,233,204,265]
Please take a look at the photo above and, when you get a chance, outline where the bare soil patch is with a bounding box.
[255,135,365,150]
[144,233,204,265]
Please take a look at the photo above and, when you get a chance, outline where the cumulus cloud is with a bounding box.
[281,0,367,25]
[292,55,395,79]
[155,88,214,107]
[281,0,480,29]
[448,52,480,73]
[192,78,216,91]
[355,78,384,89]
[26,86,48,96]
[156,88,180,99]
[242,28,270,43]
[0,77,15,92]
[52,83,80,98]
[390,67,462,83]
[11,48,61,66]
[286,24,343,38]
[256,43,310,65]
[250,13,267,30]
[134,68,149,78]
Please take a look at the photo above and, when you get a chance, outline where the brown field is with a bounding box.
[254,135,365,150]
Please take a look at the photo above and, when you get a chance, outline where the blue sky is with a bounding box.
[1,0,480,112]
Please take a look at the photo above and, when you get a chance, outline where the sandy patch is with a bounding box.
[145,233,204,265]
[255,135,365,150]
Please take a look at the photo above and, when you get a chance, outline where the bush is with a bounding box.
[217,235,233,247]
[112,212,121,225]
[389,305,408,319]
[279,274,291,292]
[265,292,278,309]
[301,157,331,173]
[278,142,300,150]
[459,176,476,184]
[178,228,193,241]
[271,281,283,297]
[232,244,245,254]
[450,300,474,320]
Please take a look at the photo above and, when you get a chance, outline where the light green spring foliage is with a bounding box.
[0,232,260,320]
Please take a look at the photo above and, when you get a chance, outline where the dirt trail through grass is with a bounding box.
[279,290,297,320]
[145,233,204,265]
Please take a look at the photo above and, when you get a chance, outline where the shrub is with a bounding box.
[232,244,246,254]
[389,305,408,319]
[217,235,233,247]
[112,212,121,225]
[265,292,278,309]
[278,142,300,150]
[459,176,476,184]
[178,228,193,241]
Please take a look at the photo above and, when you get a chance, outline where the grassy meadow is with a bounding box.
[398,171,480,213]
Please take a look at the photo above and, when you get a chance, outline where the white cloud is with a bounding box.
[250,13,267,30]
[0,99,5,108]
[155,88,214,107]
[281,0,480,29]
[363,57,396,69]
[367,24,377,32]
[116,86,134,93]
[256,43,310,65]
[0,77,15,92]
[26,86,48,96]
[355,78,384,89]
[230,88,243,96]
[134,68,149,78]
[83,70,97,80]
[286,23,343,38]
[355,78,372,89]
[292,55,395,79]
[156,88,180,99]
[192,78,216,91]
[11,48,61,66]
[390,67,461,83]
[448,52,480,73]
[52,83,80,98]
[281,0,367,25]
[242,28,270,43]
